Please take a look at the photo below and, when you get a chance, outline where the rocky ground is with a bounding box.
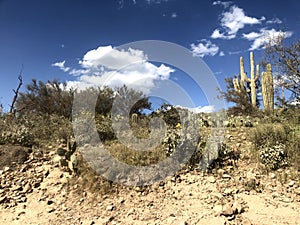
[0,128,299,225]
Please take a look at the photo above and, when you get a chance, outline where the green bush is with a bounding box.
[251,123,291,148]
[251,122,300,170]
[259,143,288,170]
[0,115,34,146]
[0,113,73,147]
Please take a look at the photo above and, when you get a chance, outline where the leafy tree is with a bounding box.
[113,85,151,116]
[16,79,74,118]
[218,77,257,115]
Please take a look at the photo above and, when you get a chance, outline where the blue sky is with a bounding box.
[0,0,299,112]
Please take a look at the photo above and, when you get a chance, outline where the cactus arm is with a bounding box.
[233,77,241,92]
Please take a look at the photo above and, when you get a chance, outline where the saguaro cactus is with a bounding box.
[261,64,274,114]
[241,52,260,107]
[131,113,138,123]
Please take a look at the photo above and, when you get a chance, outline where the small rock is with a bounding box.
[223,188,233,195]
[4,166,10,172]
[47,199,54,205]
[106,205,115,211]
[0,196,7,204]
[178,221,188,225]
[127,208,135,216]
[281,197,291,203]
[47,207,55,213]
[0,170,3,175]
[119,198,125,204]
[288,181,295,187]
[221,203,234,216]
[207,176,216,183]
[213,204,223,214]
[222,174,231,179]
[217,169,225,177]
[11,185,22,192]
[232,202,243,214]
[23,183,32,193]
[269,173,276,179]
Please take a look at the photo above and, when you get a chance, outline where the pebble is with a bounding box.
[207,176,216,183]
[0,196,6,204]
[232,201,243,214]
[288,181,295,187]
[223,188,233,195]
[106,205,115,211]
[221,203,234,216]
[127,208,135,216]
[222,174,231,179]
[213,204,223,214]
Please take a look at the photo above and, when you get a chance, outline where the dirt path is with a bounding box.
[1,157,299,225]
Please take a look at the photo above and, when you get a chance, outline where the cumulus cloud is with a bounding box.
[211,29,235,40]
[211,4,265,39]
[190,40,219,57]
[52,60,70,72]
[266,18,283,24]
[242,28,293,50]
[219,51,225,56]
[212,1,233,8]
[52,46,175,94]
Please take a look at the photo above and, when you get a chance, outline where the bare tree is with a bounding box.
[9,65,24,115]
[263,32,300,106]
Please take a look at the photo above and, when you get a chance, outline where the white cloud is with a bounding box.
[53,46,175,94]
[212,1,233,8]
[52,60,70,72]
[243,28,293,50]
[211,5,264,39]
[176,105,215,113]
[266,18,282,24]
[171,12,177,18]
[79,46,147,70]
[219,51,225,56]
[211,29,235,40]
[146,0,169,4]
[228,50,243,55]
[191,40,219,57]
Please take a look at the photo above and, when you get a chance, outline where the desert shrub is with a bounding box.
[29,113,73,145]
[251,123,291,148]
[0,114,34,146]
[259,143,288,170]
[95,114,116,142]
[0,113,73,147]
[251,122,300,170]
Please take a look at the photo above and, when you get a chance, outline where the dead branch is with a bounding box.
[9,65,24,115]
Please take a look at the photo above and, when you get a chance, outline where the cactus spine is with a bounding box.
[261,64,274,114]
[242,52,260,107]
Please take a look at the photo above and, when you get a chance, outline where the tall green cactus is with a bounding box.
[261,64,274,114]
[131,113,138,123]
[241,52,260,107]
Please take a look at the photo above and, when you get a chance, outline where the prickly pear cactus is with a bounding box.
[52,140,78,174]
